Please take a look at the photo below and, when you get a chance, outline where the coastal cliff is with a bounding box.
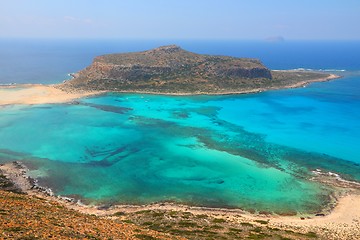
[61,45,273,93]
[60,45,337,94]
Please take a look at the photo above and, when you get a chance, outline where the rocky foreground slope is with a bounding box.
[0,169,175,239]
[3,162,359,240]
[61,45,334,94]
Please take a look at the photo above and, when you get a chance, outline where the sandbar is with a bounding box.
[0,84,103,106]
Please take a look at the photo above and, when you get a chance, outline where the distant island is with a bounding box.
[0,45,340,106]
[59,45,339,95]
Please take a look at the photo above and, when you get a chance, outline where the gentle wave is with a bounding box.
[312,169,360,186]
[286,68,347,72]
[0,83,18,86]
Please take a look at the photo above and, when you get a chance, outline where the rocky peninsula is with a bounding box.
[0,45,339,106]
[59,45,339,95]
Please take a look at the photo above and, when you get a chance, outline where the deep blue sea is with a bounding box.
[0,39,359,213]
[1,39,360,84]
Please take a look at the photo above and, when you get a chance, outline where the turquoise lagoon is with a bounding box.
[1,40,360,214]
[1,73,360,214]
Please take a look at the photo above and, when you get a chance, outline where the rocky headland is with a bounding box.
[0,45,340,106]
[59,45,339,95]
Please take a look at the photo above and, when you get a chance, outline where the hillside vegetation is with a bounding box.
[61,45,332,94]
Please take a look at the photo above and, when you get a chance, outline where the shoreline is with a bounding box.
[1,161,360,239]
[2,72,359,238]
[0,84,104,106]
[105,73,341,96]
[0,73,340,106]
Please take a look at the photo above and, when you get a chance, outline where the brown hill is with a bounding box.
[60,45,284,94]
[60,45,336,94]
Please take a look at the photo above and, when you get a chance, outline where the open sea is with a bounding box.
[0,39,360,214]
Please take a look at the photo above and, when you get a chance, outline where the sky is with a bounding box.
[1,0,359,40]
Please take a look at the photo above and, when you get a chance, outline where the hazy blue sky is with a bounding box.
[1,0,359,40]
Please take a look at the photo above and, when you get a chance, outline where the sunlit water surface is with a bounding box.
[0,40,359,213]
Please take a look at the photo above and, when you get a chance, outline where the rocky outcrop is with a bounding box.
[62,45,273,93]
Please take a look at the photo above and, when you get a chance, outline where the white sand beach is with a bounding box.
[0,84,102,106]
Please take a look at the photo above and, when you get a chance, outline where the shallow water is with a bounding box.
[1,40,360,213]
[1,73,359,213]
